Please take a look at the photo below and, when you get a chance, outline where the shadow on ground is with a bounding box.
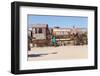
[28,52,58,57]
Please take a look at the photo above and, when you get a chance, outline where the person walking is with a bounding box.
[52,36,57,47]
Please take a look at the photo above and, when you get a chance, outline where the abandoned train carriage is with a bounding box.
[52,27,87,45]
[31,24,52,47]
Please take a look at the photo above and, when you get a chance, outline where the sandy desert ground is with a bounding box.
[28,45,88,61]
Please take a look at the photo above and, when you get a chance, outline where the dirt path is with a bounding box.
[28,45,88,61]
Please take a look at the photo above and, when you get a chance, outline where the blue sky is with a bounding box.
[28,15,88,28]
